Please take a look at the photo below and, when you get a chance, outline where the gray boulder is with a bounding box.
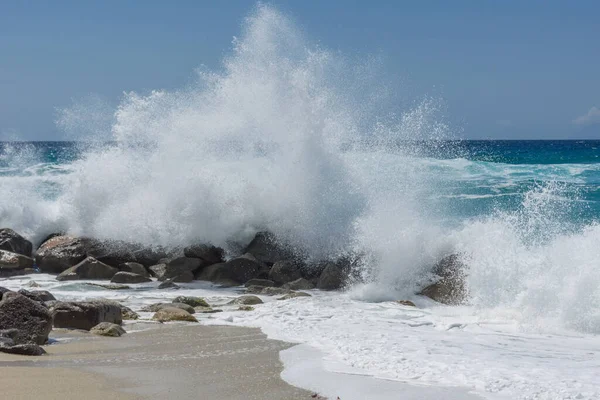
[183,243,224,264]
[316,263,344,290]
[244,279,275,288]
[157,279,179,290]
[90,322,126,337]
[173,296,209,308]
[110,271,151,284]
[419,254,468,305]
[260,287,289,296]
[141,302,195,314]
[268,260,302,285]
[282,278,315,291]
[121,306,140,320]
[0,249,34,271]
[227,295,263,305]
[56,256,118,281]
[0,292,52,345]
[34,236,88,273]
[0,228,32,257]
[221,254,262,284]
[118,262,149,277]
[152,307,197,322]
[278,291,311,300]
[0,343,46,356]
[50,300,122,330]
[149,257,201,283]
[243,232,293,265]
[17,289,56,303]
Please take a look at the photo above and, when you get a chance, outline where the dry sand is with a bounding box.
[0,323,315,400]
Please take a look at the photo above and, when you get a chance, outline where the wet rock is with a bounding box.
[84,239,138,267]
[141,302,195,314]
[50,300,122,330]
[396,300,416,307]
[0,292,52,345]
[244,279,275,288]
[278,291,311,300]
[419,254,468,305]
[121,306,139,320]
[173,296,209,308]
[0,249,35,272]
[195,262,226,281]
[118,262,150,277]
[243,231,293,265]
[17,289,55,303]
[110,271,152,284]
[316,263,344,290]
[0,228,32,257]
[227,295,263,306]
[0,286,12,297]
[90,322,126,337]
[132,246,169,267]
[244,285,265,294]
[183,243,224,265]
[26,281,41,288]
[237,305,255,311]
[0,343,46,356]
[34,236,88,273]
[157,279,179,290]
[150,257,201,283]
[221,254,262,284]
[268,260,302,285]
[56,256,118,281]
[260,287,289,296]
[152,307,197,323]
[282,278,315,291]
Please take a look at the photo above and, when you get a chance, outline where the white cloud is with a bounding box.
[573,106,600,126]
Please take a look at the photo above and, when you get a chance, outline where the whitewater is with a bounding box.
[1,4,599,399]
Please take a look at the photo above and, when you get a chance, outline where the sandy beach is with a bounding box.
[0,323,314,400]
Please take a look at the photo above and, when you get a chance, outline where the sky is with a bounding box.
[1,0,599,140]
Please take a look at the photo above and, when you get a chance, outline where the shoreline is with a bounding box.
[0,323,315,400]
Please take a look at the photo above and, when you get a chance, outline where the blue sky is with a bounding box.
[1,1,599,140]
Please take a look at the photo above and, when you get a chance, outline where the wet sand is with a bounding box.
[0,323,314,400]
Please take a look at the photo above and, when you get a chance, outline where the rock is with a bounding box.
[183,243,224,264]
[152,307,197,323]
[243,231,293,265]
[0,292,52,345]
[0,249,35,272]
[244,279,275,288]
[17,289,55,303]
[278,291,311,300]
[0,286,12,297]
[419,254,467,305]
[118,262,150,277]
[237,305,255,311]
[173,296,209,308]
[0,228,33,257]
[260,287,289,296]
[268,260,302,285]
[227,295,263,306]
[221,254,262,284]
[132,246,169,267]
[244,285,264,294]
[157,279,179,290]
[194,306,222,314]
[26,281,41,288]
[150,257,201,283]
[316,263,344,290]
[396,300,416,307]
[282,278,314,291]
[110,271,152,284]
[83,239,138,267]
[0,343,46,356]
[34,235,88,273]
[121,306,139,320]
[50,300,122,330]
[195,262,226,281]
[56,256,118,281]
[141,302,195,314]
[0,268,36,278]
[86,283,131,290]
[0,336,15,346]
[90,322,126,337]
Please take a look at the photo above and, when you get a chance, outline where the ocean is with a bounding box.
[1,5,599,399]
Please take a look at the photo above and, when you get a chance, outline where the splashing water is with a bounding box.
[1,4,599,336]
